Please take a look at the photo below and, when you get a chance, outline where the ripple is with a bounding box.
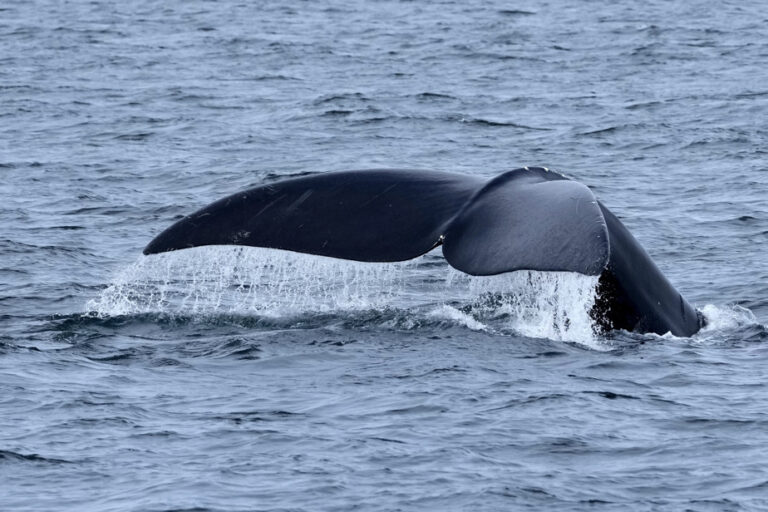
[2,0,767,510]
[0,450,72,465]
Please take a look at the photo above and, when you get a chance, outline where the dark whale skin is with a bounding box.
[144,168,703,337]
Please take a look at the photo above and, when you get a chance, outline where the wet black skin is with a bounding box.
[591,204,703,336]
[144,168,704,337]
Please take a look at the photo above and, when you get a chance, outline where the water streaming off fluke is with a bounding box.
[87,246,601,344]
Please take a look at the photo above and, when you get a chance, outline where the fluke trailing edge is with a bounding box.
[144,167,704,336]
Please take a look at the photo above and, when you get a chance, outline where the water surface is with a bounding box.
[2,0,767,510]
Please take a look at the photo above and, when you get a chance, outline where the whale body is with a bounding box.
[144,167,703,336]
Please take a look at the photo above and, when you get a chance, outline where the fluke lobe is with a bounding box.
[144,167,704,336]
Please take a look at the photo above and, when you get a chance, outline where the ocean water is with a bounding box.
[2,0,767,510]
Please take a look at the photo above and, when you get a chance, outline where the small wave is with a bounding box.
[498,9,535,16]
[415,92,456,100]
[312,92,370,105]
[113,132,154,141]
[0,450,72,465]
[427,305,488,332]
[449,115,551,131]
[247,74,301,81]
[321,109,354,117]
[579,126,619,137]
[698,303,762,334]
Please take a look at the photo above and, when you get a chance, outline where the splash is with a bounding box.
[698,303,760,333]
[86,247,601,343]
[87,247,421,317]
[459,271,600,344]
[427,305,489,332]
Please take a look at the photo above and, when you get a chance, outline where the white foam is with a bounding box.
[454,270,600,345]
[86,247,601,344]
[86,247,419,317]
[698,303,759,333]
[427,305,489,331]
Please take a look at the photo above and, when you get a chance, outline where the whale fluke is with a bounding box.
[144,167,608,276]
[144,169,483,262]
[144,167,702,336]
[442,167,609,276]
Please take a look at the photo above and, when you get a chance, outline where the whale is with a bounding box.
[143,167,704,336]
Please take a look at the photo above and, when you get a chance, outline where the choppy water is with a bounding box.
[2,0,768,510]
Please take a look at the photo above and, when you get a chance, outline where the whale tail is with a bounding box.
[143,166,702,337]
[144,167,609,276]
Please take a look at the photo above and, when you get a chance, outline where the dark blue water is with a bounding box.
[2,1,768,510]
